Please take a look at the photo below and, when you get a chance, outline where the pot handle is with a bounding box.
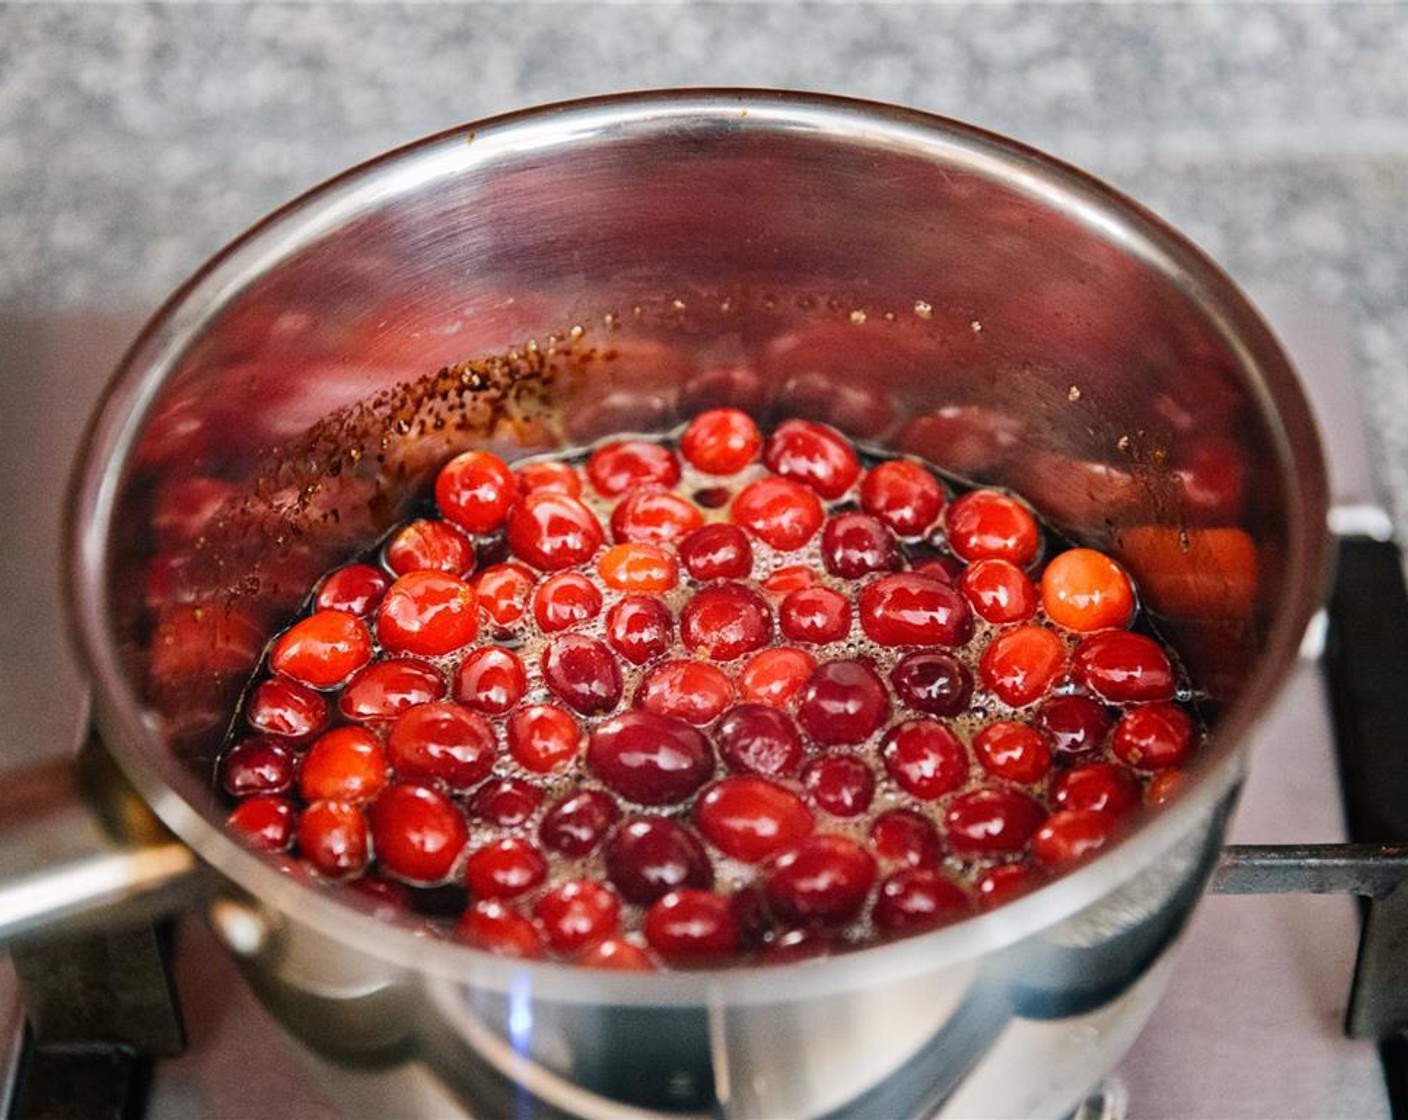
[0,735,203,949]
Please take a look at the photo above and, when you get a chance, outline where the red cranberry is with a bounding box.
[873,870,971,936]
[454,646,527,715]
[436,450,518,533]
[695,777,814,863]
[679,584,773,662]
[300,727,389,803]
[881,720,969,799]
[465,838,548,899]
[680,408,763,475]
[912,555,964,582]
[385,518,475,578]
[944,789,1046,856]
[1035,695,1112,761]
[221,737,294,797]
[228,795,296,852]
[605,815,714,904]
[973,721,1052,785]
[730,477,824,550]
[801,755,876,817]
[247,676,327,740]
[587,711,715,805]
[979,625,1066,707]
[678,523,754,581]
[763,419,861,499]
[506,704,582,773]
[577,938,657,971]
[340,658,446,722]
[765,835,876,926]
[714,704,805,777]
[506,492,605,571]
[890,651,973,717]
[368,782,469,884]
[760,565,820,597]
[587,440,681,497]
[1112,703,1195,770]
[387,702,497,791]
[797,659,891,746]
[945,490,1041,566]
[860,460,945,536]
[539,789,621,856]
[315,563,390,616]
[376,572,479,658]
[610,487,703,544]
[644,891,741,962]
[532,571,603,632]
[779,586,852,644]
[758,927,834,965]
[454,899,545,958]
[859,574,972,648]
[473,562,535,626]
[728,886,772,950]
[1072,631,1176,703]
[737,648,816,708]
[297,800,369,879]
[542,634,623,715]
[634,660,733,725]
[1052,762,1142,815]
[869,809,943,870]
[975,862,1043,910]
[468,777,544,829]
[1146,769,1186,806]
[1033,809,1118,869]
[516,460,582,499]
[271,609,373,689]
[961,559,1038,624]
[605,596,674,665]
[821,513,901,579]
[534,881,621,954]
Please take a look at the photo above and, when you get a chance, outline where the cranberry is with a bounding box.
[635,660,733,725]
[247,676,327,740]
[452,646,526,715]
[779,586,852,644]
[1145,769,1186,806]
[801,755,876,817]
[436,450,518,533]
[1032,809,1117,869]
[737,647,816,708]
[973,721,1052,785]
[1040,548,1136,632]
[680,408,763,475]
[796,659,891,746]
[340,658,445,722]
[610,488,702,544]
[821,513,901,579]
[1112,703,1195,770]
[539,789,621,856]
[1035,695,1112,761]
[1052,762,1141,815]
[860,460,945,536]
[890,651,973,717]
[715,704,805,777]
[506,492,605,571]
[859,574,972,648]
[695,777,814,863]
[730,477,824,550]
[454,899,545,958]
[975,863,1042,910]
[577,938,657,971]
[694,486,733,509]
[979,625,1066,707]
[468,778,545,829]
[758,927,834,964]
[473,562,535,626]
[605,596,674,665]
[678,523,753,581]
[944,789,1046,856]
[532,571,603,632]
[728,887,772,950]
[605,815,714,904]
[221,737,294,797]
[961,559,1038,624]
[1072,631,1176,703]
[300,727,389,803]
[228,795,296,852]
[271,609,372,688]
[869,809,943,870]
[912,555,964,582]
[945,490,1041,566]
[873,870,971,936]
[760,565,820,597]
[465,838,548,899]
[542,634,622,715]
[533,881,621,954]
[516,460,583,498]
[297,800,369,879]
[369,782,469,884]
[881,720,969,799]
[678,584,773,662]
[507,704,582,773]
[765,835,877,926]
[315,563,390,616]
[387,701,497,791]
[762,419,860,499]
[587,440,682,497]
[385,519,475,578]
[644,891,740,962]
[377,572,479,657]
[598,542,679,593]
[588,711,715,805]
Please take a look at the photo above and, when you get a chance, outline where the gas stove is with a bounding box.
[0,294,1398,1119]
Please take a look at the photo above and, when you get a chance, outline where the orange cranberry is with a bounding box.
[271,609,372,688]
[300,727,389,803]
[598,542,679,593]
[1040,548,1135,632]
[736,647,816,707]
[760,564,820,597]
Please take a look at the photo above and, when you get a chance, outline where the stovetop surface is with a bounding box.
[0,294,1393,1118]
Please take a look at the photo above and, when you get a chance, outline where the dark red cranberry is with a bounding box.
[859,574,972,647]
[465,838,548,899]
[728,886,772,950]
[1032,809,1118,869]
[869,809,943,870]
[1072,632,1177,703]
[297,800,369,879]
[532,571,603,632]
[247,676,327,740]
[587,711,715,805]
[762,419,861,499]
[634,660,734,725]
[339,658,445,722]
[873,870,971,936]
[506,491,605,571]
[610,488,703,544]
[604,815,714,904]
[453,646,526,715]
[912,555,964,582]
[881,720,969,799]
[387,702,497,791]
[228,795,296,851]
[944,789,1046,856]
[714,704,805,777]
[468,777,544,829]
[587,440,681,497]
[644,891,740,962]
[507,704,582,773]
[540,789,621,856]
[1052,762,1141,815]
[797,660,891,746]
[821,513,901,579]
[801,754,876,817]
[765,835,877,926]
[605,596,674,665]
[1112,703,1195,770]
[960,559,1038,624]
[778,586,852,644]
[975,862,1043,910]
[1035,695,1112,761]
[221,737,294,797]
[694,777,814,863]
[541,634,623,715]
[315,563,390,616]
[890,651,973,717]
[533,881,621,954]
[678,523,753,581]
[369,782,469,884]
[679,583,773,662]
[973,720,1052,785]
[455,900,545,958]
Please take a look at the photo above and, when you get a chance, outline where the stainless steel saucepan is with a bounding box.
[0,91,1328,1119]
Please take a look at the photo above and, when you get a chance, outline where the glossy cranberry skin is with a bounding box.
[869,809,943,870]
[890,651,973,717]
[979,625,1067,707]
[737,648,816,708]
[765,835,877,926]
[859,574,972,648]
[598,542,679,593]
[473,562,535,626]
[539,789,621,856]
[436,450,518,533]
[779,586,852,644]
[221,737,294,797]
[387,702,497,791]
[506,492,605,571]
[455,900,545,958]
[715,704,805,777]
[465,838,548,900]
[315,563,390,616]
[587,440,681,497]
[1033,809,1117,868]
[610,488,702,544]
[541,634,623,715]
[694,777,814,863]
[1035,695,1112,761]
[961,559,1038,624]
[821,513,901,579]
[247,676,327,740]
[297,800,369,879]
[1052,762,1142,815]
[369,782,469,884]
[730,477,824,550]
[944,789,1046,856]
[912,555,964,583]
[679,583,774,661]
[860,460,946,536]
[271,609,372,688]
[873,870,971,936]
[516,460,582,499]
[644,891,740,962]
[801,755,876,817]
[975,863,1043,910]
[1040,548,1136,632]
[881,720,969,799]
[340,659,445,723]
[376,572,478,657]
[763,419,861,499]
[454,646,527,715]
[680,408,763,475]
[532,571,603,632]
[605,596,674,665]
[461,779,538,830]
[760,565,820,598]
[1112,703,1195,770]
[228,795,296,852]
[605,815,714,904]
[507,704,582,773]
[634,660,733,725]
[534,881,622,954]
[973,721,1052,785]
[1072,631,1176,703]
[678,523,753,581]
[945,490,1041,566]
[587,711,715,806]
[797,659,891,746]
[385,518,475,577]
[300,727,389,803]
